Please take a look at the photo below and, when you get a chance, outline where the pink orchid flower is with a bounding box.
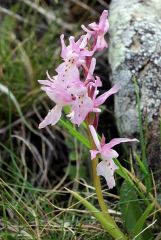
[89,125,138,189]
[85,58,120,113]
[60,34,93,66]
[67,58,119,125]
[38,71,83,128]
[82,10,109,51]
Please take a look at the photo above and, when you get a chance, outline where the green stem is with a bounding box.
[67,188,127,240]
[92,154,109,216]
[87,125,128,239]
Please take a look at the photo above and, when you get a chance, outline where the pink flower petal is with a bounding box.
[39,105,62,129]
[90,150,100,160]
[69,91,93,125]
[105,138,139,149]
[81,24,93,34]
[95,35,108,50]
[85,58,96,82]
[60,34,67,59]
[97,159,118,189]
[56,62,80,86]
[101,134,106,146]
[88,22,98,30]
[95,76,102,87]
[101,148,119,161]
[89,125,101,150]
[92,108,101,113]
[38,80,53,86]
[99,10,109,32]
[79,33,91,49]
[95,84,120,107]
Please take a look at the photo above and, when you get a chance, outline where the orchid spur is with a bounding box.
[89,125,138,189]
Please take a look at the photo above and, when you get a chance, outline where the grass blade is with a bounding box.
[59,119,90,148]
[133,203,154,238]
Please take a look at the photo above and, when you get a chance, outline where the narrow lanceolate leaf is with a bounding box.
[134,79,151,191]
[133,203,154,238]
[119,181,142,237]
[115,159,133,185]
[134,153,148,176]
[59,119,90,148]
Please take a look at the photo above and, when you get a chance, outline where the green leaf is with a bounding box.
[135,153,148,176]
[119,181,142,237]
[59,119,90,148]
[133,203,154,238]
[115,159,133,185]
[133,79,151,191]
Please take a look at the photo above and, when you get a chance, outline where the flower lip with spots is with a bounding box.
[89,125,139,189]
[67,86,93,125]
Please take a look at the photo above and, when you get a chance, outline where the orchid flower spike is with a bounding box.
[89,125,139,189]
[38,11,111,128]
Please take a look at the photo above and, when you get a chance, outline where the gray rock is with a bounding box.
[108,0,161,174]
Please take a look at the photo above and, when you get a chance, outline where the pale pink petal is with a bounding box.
[46,71,55,81]
[81,24,93,34]
[101,148,119,161]
[60,34,67,59]
[75,35,84,47]
[69,93,93,125]
[105,138,139,149]
[67,111,74,119]
[90,150,100,160]
[101,134,106,146]
[69,36,80,54]
[92,108,101,113]
[88,22,98,30]
[95,35,108,50]
[89,58,96,76]
[46,89,72,105]
[56,62,80,86]
[95,76,102,87]
[79,33,91,49]
[86,58,96,81]
[97,160,117,189]
[80,48,94,57]
[89,125,101,150]
[55,62,65,74]
[95,84,120,107]
[99,10,108,32]
[38,80,52,86]
[41,86,53,92]
[39,105,62,129]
